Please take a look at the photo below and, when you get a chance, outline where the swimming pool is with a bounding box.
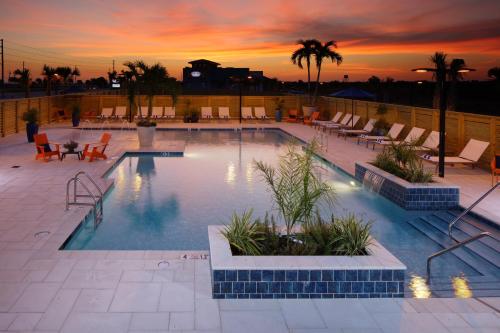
[64,129,491,282]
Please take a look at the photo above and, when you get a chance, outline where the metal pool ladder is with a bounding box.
[426,182,499,280]
[66,171,104,229]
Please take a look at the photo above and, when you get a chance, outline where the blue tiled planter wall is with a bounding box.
[212,269,405,299]
[355,163,459,210]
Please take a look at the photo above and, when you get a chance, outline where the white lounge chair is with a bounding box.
[114,106,127,119]
[323,114,353,132]
[314,112,343,128]
[164,107,175,119]
[420,139,490,171]
[254,107,269,120]
[357,123,405,147]
[151,106,164,119]
[415,131,440,151]
[201,107,213,119]
[99,107,114,119]
[373,127,426,150]
[338,119,376,139]
[218,107,230,119]
[241,107,254,119]
[136,106,148,119]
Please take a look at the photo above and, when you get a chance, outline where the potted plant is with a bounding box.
[71,104,81,127]
[373,104,390,135]
[136,119,157,147]
[182,99,200,123]
[123,60,167,147]
[273,97,285,122]
[22,108,39,142]
[63,140,78,152]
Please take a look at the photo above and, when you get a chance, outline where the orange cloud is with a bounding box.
[1,0,499,81]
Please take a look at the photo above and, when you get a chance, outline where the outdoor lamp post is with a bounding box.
[412,65,475,178]
[231,75,253,124]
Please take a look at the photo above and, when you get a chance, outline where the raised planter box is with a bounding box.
[208,225,406,299]
[355,162,459,210]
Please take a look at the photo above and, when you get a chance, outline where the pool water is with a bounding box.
[64,130,480,279]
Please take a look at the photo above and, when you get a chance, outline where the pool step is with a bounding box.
[406,216,499,277]
[422,214,500,269]
[447,210,500,241]
[405,275,500,298]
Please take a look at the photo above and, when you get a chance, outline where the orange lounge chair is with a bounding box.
[303,111,319,126]
[34,133,61,161]
[492,155,500,185]
[82,132,112,162]
[286,109,298,123]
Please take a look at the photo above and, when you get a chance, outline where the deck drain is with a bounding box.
[34,231,51,238]
[11,165,21,168]
[157,260,170,268]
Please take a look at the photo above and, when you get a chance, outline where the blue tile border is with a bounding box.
[212,269,405,299]
[355,162,459,210]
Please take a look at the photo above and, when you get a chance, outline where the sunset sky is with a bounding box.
[1,0,499,81]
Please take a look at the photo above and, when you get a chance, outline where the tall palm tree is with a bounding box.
[71,67,80,83]
[13,68,31,98]
[291,39,319,104]
[447,58,466,110]
[430,52,448,108]
[312,40,342,105]
[42,65,57,96]
[488,67,500,81]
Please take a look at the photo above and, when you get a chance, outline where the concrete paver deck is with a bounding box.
[0,121,498,332]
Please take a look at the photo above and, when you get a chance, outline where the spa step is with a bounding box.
[421,215,500,269]
[405,275,500,298]
[406,217,498,277]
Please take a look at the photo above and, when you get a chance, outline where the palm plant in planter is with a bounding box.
[123,60,168,147]
[71,105,81,127]
[223,141,372,255]
[22,108,39,142]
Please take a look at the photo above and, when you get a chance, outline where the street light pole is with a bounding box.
[412,64,474,178]
[437,77,447,178]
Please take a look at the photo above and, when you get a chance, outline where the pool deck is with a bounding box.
[0,121,498,332]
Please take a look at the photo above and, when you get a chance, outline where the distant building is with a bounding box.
[182,59,264,92]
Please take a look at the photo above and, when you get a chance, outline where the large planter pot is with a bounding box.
[275,109,282,122]
[355,162,459,210]
[208,225,406,299]
[302,106,316,117]
[137,126,156,147]
[72,115,80,127]
[26,123,39,143]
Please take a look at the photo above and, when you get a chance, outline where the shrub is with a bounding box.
[330,214,372,256]
[373,141,433,183]
[22,108,38,124]
[222,210,263,255]
[136,119,157,127]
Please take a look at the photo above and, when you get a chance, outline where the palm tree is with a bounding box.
[122,61,141,120]
[488,67,500,81]
[13,68,31,98]
[430,52,448,108]
[71,67,80,83]
[447,58,466,110]
[312,40,342,105]
[291,39,319,104]
[56,66,72,84]
[42,65,57,96]
[134,61,169,118]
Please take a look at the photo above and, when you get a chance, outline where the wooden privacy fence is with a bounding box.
[321,97,499,168]
[1,94,498,168]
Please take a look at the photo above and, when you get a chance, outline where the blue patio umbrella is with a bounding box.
[329,87,375,127]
